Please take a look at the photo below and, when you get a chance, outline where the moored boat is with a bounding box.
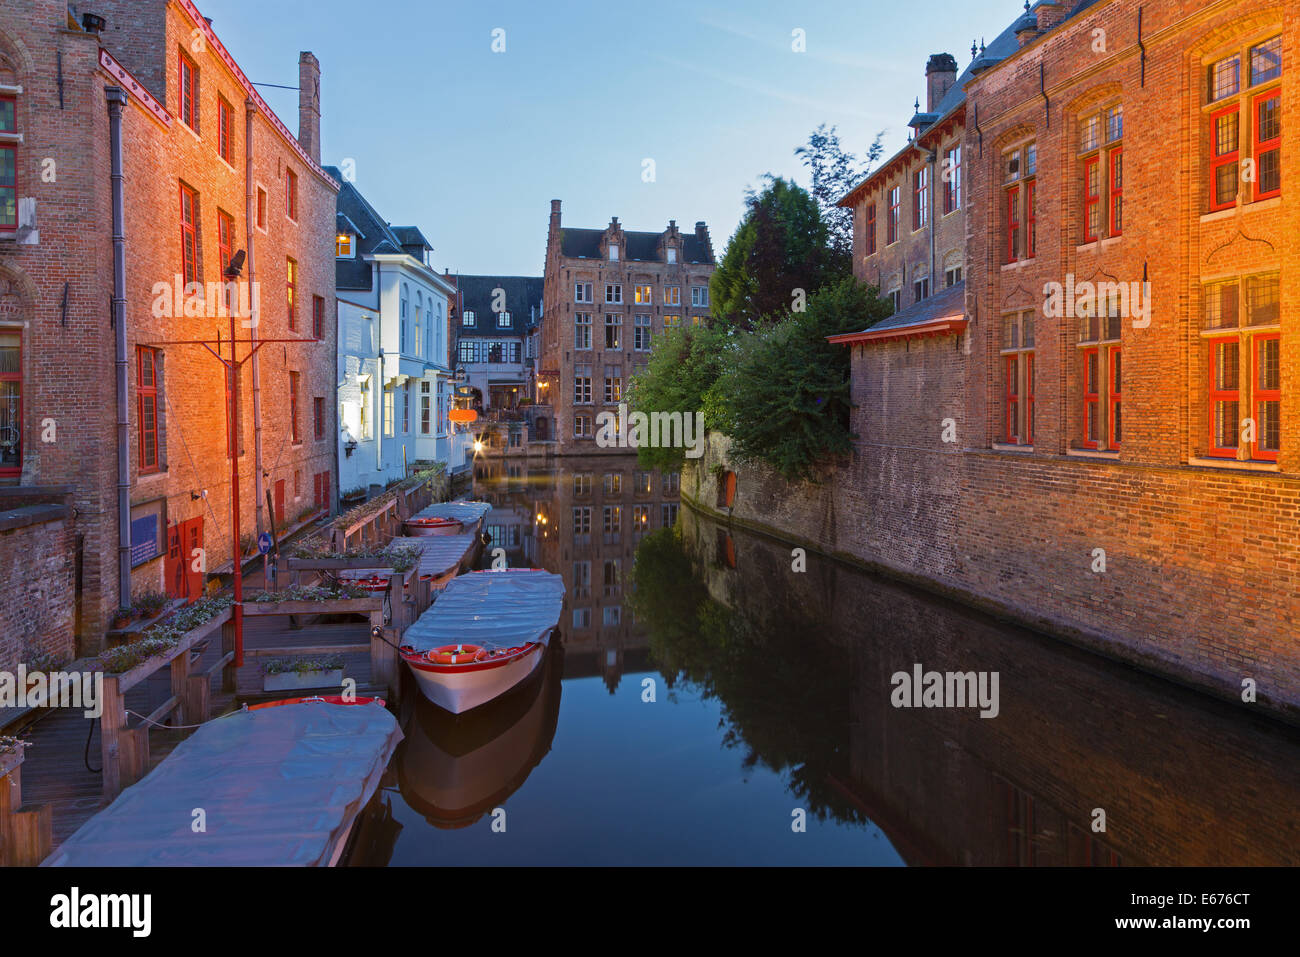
[399,568,565,714]
[403,500,491,538]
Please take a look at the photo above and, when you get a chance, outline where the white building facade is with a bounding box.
[328,169,472,497]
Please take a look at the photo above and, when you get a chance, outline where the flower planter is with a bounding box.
[112,614,133,630]
[263,669,345,693]
[0,743,25,780]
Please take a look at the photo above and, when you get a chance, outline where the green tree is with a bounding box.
[709,176,848,331]
[626,323,730,472]
[717,277,890,482]
[795,124,884,256]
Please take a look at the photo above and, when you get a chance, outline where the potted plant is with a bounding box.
[0,735,28,780]
[112,606,135,630]
[261,654,345,692]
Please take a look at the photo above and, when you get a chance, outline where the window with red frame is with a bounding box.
[1005,185,1020,263]
[289,371,300,444]
[312,295,324,340]
[313,471,330,509]
[864,204,876,256]
[286,169,298,221]
[1000,312,1035,445]
[179,51,198,131]
[1076,295,1122,451]
[1003,144,1035,263]
[1209,105,1240,210]
[1026,178,1037,256]
[217,209,233,276]
[886,187,900,244]
[286,257,297,331]
[256,186,267,229]
[1253,90,1280,200]
[943,144,961,214]
[217,96,231,164]
[1206,37,1282,211]
[138,347,160,472]
[179,184,199,286]
[1209,337,1242,457]
[0,330,20,474]
[0,95,16,233]
[1204,275,1279,460]
[1080,106,1121,241]
[1109,348,1123,449]
[913,166,929,230]
[313,396,325,440]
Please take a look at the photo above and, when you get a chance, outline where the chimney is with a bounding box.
[298,52,321,163]
[1035,2,1068,32]
[925,54,958,112]
[694,221,713,262]
[549,199,561,235]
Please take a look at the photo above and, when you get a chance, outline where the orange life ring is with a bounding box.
[428,644,487,665]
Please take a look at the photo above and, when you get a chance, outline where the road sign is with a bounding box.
[257,532,273,555]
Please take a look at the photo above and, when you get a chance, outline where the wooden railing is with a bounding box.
[99,606,234,799]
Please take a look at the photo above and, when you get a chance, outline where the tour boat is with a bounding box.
[338,573,393,592]
[399,568,565,714]
[45,696,401,867]
[403,515,464,536]
[404,501,492,538]
[396,644,561,828]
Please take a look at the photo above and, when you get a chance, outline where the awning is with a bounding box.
[828,281,967,347]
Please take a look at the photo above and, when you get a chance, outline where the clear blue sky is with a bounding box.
[198,0,1016,275]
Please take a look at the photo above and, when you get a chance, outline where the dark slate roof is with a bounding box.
[455,275,545,338]
[559,227,714,265]
[325,165,435,292]
[840,1,1103,206]
[862,280,965,335]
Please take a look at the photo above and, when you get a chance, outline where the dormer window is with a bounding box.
[335,233,353,257]
[498,311,511,328]
[608,244,619,262]
[667,247,677,264]
[463,310,476,327]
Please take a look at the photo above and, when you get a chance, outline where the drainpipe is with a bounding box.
[245,100,265,535]
[926,145,938,292]
[375,262,384,476]
[107,87,131,611]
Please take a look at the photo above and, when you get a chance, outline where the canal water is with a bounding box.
[349,454,1300,866]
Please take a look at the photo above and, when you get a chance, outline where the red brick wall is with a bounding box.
[687,0,1300,721]
[0,2,336,651]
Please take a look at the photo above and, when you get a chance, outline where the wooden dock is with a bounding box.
[14,611,384,851]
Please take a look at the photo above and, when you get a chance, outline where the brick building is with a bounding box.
[815,0,1300,717]
[539,200,715,454]
[0,0,338,671]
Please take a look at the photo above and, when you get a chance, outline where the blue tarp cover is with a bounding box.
[403,569,565,652]
[44,700,402,867]
[410,500,492,526]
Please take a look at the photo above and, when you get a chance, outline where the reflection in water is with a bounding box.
[395,642,563,829]
[351,454,1300,865]
[672,504,1300,866]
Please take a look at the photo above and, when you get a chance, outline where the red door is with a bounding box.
[165,517,204,604]
[274,479,286,529]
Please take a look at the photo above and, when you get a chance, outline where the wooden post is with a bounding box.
[100,675,124,799]
[185,675,210,724]
[0,756,18,867]
[10,805,52,867]
[120,726,150,787]
[221,619,237,693]
[169,647,190,726]
[369,604,398,703]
